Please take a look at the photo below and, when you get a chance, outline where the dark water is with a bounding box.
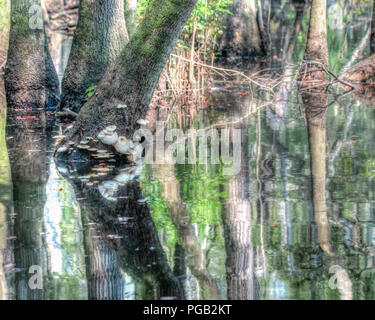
[1,0,375,300]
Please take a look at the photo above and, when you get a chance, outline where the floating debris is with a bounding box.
[137,197,150,204]
[136,119,149,125]
[57,146,68,153]
[117,104,128,109]
[77,144,90,150]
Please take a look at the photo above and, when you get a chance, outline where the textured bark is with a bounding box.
[304,0,328,65]
[222,112,256,300]
[4,0,59,109]
[298,0,328,107]
[59,0,197,157]
[219,0,263,59]
[306,109,334,257]
[0,0,11,300]
[305,102,353,300]
[81,209,127,300]
[371,0,375,54]
[60,0,129,112]
[339,54,375,82]
[125,0,138,39]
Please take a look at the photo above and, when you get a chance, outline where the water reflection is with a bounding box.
[1,78,375,300]
[1,0,375,301]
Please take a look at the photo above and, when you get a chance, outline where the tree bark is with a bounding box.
[371,0,375,54]
[339,54,375,82]
[4,0,59,109]
[219,0,263,60]
[60,0,129,113]
[304,0,328,65]
[299,0,328,107]
[59,0,197,157]
[81,210,128,300]
[125,0,138,39]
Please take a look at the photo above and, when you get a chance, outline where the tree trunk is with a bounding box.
[371,0,375,54]
[43,0,80,84]
[219,0,263,60]
[339,54,375,82]
[59,0,197,157]
[125,0,138,39]
[299,0,328,107]
[306,108,335,257]
[60,0,129,113]
[81,212,128,300]
[305,101,353,300]
[222,109,256,300]
[304,0,328,65]
[58,174,184,299]
[4,0,59,109]
[6,111,47,300]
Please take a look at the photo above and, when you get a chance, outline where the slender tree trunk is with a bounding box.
[305,102,353,300]
[59,0,197,157]
[304,0,328,65]
[306,109,335,257]
[60,0,129,113]
[299,0,328,108]
[125,0,138,39]
[222,109,256,300]
[371,0,375,54]
[4,0,59,109]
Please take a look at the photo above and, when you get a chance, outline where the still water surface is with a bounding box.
[0,1,375,300]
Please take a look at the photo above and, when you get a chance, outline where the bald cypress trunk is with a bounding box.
[59,0,197,158]
[60,0,129,113]
[4,0,59,109]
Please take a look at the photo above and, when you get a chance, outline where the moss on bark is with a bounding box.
[4,0,59,109]
[60,0,129,113]
[59,0,197,158]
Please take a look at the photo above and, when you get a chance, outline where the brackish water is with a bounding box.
[1,1,375,300]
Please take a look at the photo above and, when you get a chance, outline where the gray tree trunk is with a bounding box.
[219,0,264,60]
[4,0,59,109]
[371,0,375,54]
[59,0,197,157]
[304,0,328,65]
[60,0,129,113]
